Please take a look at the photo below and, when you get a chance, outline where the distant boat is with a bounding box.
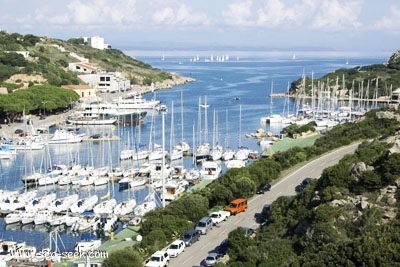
[47,129,84,144]
[345,58,349,65]
[292,53,296,60]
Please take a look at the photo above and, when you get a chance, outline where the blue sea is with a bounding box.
[0,50,388,251]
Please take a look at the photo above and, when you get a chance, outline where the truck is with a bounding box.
[209,210,231,225]
[145,250,170,267]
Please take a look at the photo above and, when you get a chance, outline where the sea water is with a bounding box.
[0,51,387,251]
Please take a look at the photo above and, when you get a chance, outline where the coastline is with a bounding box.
[0,73,196,139]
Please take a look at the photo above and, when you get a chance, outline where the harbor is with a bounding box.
[0,54,388,265]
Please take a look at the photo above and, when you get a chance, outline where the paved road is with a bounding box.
[169,142,360,267]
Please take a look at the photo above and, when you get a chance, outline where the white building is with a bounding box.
[78,71,130,93]
[69,62,98,74]
[82,36,109,50]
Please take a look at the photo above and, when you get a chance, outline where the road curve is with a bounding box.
[169,142,360,267]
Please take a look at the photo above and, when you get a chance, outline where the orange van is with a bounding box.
[225,198,248,215]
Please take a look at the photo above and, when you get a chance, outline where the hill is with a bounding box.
[289,50,400,101]
[0,31,192,91]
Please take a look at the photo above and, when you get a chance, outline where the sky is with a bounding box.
[1,0,400,54]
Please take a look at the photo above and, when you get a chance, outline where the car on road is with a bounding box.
[209,211,230,225]
[214,239,228,255]
[90,133,101,139]
[256,183,271,194]
[195,216,213,235]
[201,252,224,267]
[225,198,248,215]
[14,129,23,134]
[180,229,200,247]
[295,177,313,192]
[260,204,271,222]
[145,250,170,267]
[167,239,185,258]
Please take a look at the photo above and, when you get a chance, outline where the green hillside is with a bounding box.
[0,31,172,90]
[289,51,400,100]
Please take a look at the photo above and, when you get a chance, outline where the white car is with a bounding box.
[166,239,185,258]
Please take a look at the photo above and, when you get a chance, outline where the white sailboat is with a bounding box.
[260,81,282,124]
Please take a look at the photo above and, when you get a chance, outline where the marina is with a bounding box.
[0,53,388,261]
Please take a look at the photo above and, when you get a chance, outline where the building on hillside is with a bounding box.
[62,84,96,100]
[82,36,110,50]
[78,71,130,93]
[69,62,98,74]
[391,88,400,103]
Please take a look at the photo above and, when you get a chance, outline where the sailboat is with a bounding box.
[210,109,223,161]
[222,109,235,161]
[169,101,183,161]
[174,90,190,153]
[260,81,283,124]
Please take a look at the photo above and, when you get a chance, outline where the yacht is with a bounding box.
[74,238,102,253]
[112,94,161,110]
[47,129,84,144]
[200,161,222,180]
[0,145,17,159]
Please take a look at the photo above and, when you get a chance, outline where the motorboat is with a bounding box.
[94,176,109,186]
[134,193,157,217]
[200,161,222,180]
[25,193,56,212]
[113,199,137,216]
[150,163,172,180]
[48,194,79,213]
[4,211,22,224]
[112,94,161,110]
[0,190,37,213]
[71,214,100,232]
[93,214,118,232]
[34,210,52,225]
[118,177,131,191]
[129,177,147,188]
[65,214,81,227]
[21,172,48,187]
[184,168,200,182]
[47,212,68,226]
[70,195,99,214]
[93,199,117,215]
[161,180,189,201]
[20,211,37,225]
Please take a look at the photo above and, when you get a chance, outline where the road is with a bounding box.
[169,142,360,267]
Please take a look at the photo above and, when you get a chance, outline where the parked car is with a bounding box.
[225,198,248,215]
[145,250,170,267]
[166,239,185,258]
[90,133,101,139]
[180,229,200,247]
[295,177,313,192]
[215,239,228,255]
[195,216,213,235]
[209,211,230,225]
[260,204,271,222]
[14,129,23,134]
[201,252,224,267]
[256,183,271,194]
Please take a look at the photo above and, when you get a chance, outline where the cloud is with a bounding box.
[152,3,210,26]
[222,0,254,26]
[256,0,313,27]
[311,0,363,30]
[223,0,363,31]
[373,5,400,33]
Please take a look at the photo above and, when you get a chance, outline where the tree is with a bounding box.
[102,248,143,267]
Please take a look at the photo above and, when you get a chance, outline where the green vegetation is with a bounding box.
[0,31,173,88]
[0,84,79,122]
[289,51,400,101]
[114,108,400,266]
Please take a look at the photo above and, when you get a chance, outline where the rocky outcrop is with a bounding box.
[386,49,400,65]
